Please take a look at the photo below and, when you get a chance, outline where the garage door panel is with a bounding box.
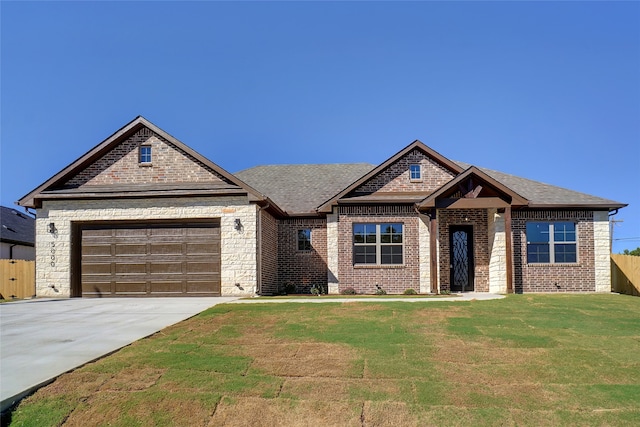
[83,229,113,237]
[187,280,220,293]
[187,261,217,274]
[150,281,184,294]
[150,243,183,255]
[114,281,147,294]
[80,221,221,297]
[82,282,112,295]
[186,226,218,236]
[82,263,112,275]
[115,263,146,275]
[150,262,183,274]
[82,245,112,256]
[115,228,147,237]
[186,243,218,255]
[115,244,147,256]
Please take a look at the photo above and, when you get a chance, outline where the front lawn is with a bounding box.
[6,294,640,426]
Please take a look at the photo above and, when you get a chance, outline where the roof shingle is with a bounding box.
[235,163,375,214]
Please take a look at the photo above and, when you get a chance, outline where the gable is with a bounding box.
[352,148,457,195]
[317,141,464,213]
[63,126,227,187]
[18,116,275,210]
[418,166,529,209]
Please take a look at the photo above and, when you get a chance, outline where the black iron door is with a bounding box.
[450,225,474,292]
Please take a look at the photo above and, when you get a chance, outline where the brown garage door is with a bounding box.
[79,221,221,297]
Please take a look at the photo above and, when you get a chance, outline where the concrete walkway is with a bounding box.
[0,297,237,412]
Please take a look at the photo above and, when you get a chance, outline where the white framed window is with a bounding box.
[297,229,311,251]
[409,164,422,181]
[526,221,577,263]
[353,223,403,265]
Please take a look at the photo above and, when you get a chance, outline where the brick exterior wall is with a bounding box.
[354,149,455,193]
[277,218,328,294]
[437,209,490,292]
[259,209,279,295]
[512,210,596,292]
[65,127,227,187]
[337,205,420,294]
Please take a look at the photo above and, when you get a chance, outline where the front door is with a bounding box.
[450,225,474,292]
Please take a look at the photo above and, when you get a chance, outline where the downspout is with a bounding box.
[256,205,262,296]
[608,208,620,253]
[255,203,270,296]
[9,244,17,260]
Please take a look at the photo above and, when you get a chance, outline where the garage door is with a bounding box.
[80,221,221,297]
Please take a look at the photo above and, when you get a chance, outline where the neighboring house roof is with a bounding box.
[0,206,35,246]
[236,163,375,215]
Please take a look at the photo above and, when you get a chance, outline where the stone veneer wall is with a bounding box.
[593,211,612,292]
[437,209,490,292]
[277,218,328,294]
[65,127,226,187]
[354,149,456,193]
[418,213,431,293]
[259,209,279,295]
[327,210,339,294]
[337,205,420,294]
[488,209,507,293]
[35,197,258,297]
[512,210,596,292]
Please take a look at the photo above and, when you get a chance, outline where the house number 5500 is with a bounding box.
[50,241,56,267]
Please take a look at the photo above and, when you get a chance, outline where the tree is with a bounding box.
[622,247,640,256]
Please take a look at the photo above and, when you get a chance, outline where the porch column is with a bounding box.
[505,206,514,293]
[429,209,438,294]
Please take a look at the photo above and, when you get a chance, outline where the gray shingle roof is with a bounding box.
[1,206,35,246]
[236,160,624,215]
[454,161,624,208]
[235,163,375,214]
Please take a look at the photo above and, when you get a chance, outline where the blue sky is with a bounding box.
[1,1,639,253]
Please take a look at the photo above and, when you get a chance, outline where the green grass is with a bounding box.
[6,294,640,426]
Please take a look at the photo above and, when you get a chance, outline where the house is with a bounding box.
[1,206,35,260]
[17,116,626,297]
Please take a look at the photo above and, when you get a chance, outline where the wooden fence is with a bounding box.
[0,259,36,299]
[611,254,640,297]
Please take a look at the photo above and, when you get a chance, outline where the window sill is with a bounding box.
[139,163,153,167]
[526,263,580,267]
[354,264,405,269]
[409,179,423,183]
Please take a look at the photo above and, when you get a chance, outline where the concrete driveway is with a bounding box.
[0,297,237,412]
